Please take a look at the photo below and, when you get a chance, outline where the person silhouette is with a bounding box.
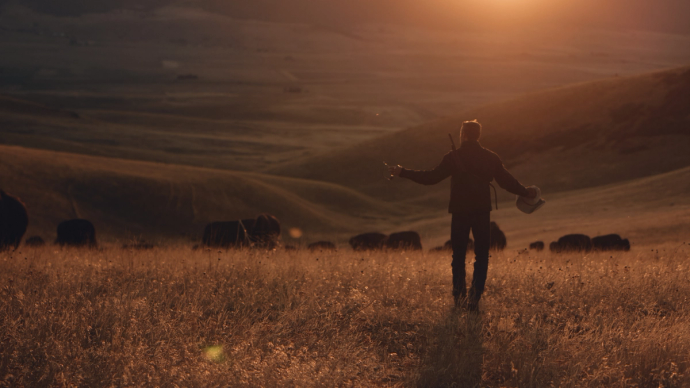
[388,120,537,311]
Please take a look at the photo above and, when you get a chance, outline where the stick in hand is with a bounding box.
[383,162,402,180]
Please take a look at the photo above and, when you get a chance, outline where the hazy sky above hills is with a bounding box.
[204,0,690,34]
[5,0,690,34]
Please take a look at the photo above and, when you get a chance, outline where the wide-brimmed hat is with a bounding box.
[516,186,545,214]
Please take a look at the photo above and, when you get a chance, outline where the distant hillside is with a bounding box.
[271,66,690,206]
[0,95,79,119]
[3,144,687,248]
[2,143,688,247]
[415,165,690,249]
[0,145,411,243]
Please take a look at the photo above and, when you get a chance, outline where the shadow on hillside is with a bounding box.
[415,310,485,387]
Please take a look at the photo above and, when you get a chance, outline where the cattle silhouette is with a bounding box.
[241,218,256,234]
[122,239,155,250]
[203,220,252,248]
[490,222,507,251]
[308,241,336,251]
[550,234,592,253]
[592,234,630,251]
[56,219,97,247]
[203,215,280,248]
[0,190,29,251]
[549,241,559,252]
[25,236,45,247]
[349,232,387,251]
[529,241,545,251]
[431,238,475,252]
[386,231,422,250]
[251,214,281,248]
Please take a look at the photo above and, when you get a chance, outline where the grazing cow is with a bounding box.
[349,232,387,251]
[529,241,545,251]
[441,240,453,251]
[56,219,97,247]
[122,240,155,250]
[550,234,592,253]
[444,238,474,251]
[203,221,252,248]
[251,214,281,247]
[386,231,422,250]
[490,222,507,251]
[241,218,257,235]
[592,234,630,251]
[0,190,29,251]
[308,241,336,251]
[432,238,474,252]
[25,236,45,247]
[549,241,559,252]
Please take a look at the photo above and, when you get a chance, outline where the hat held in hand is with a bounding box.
[516,186,545,214]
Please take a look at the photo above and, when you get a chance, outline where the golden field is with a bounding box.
[1,243,688,387]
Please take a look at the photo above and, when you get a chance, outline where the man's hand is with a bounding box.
[388,164,403,178]
[526,187,538,199]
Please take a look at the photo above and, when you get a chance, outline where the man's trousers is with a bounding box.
[450,212,491,302]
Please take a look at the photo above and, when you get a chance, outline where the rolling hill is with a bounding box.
[414,165,690,250]
[0,144,414,244]
[3,4,690,177]
[270,65,690,208]
[2,141,688,249]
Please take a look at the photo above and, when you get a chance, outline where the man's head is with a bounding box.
[460,119,482,142]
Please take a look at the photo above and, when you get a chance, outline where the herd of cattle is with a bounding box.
[0,191,99,248]
[1,190,630,253]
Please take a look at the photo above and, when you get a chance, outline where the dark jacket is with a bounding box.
[399,140,528,214]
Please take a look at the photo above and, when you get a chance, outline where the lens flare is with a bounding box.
[203,345,224,362]
[289,228,303,238]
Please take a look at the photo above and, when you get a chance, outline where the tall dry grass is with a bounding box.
[1,243,689,387]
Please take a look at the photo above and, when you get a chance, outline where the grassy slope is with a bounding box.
[2,142,688,249]
[271,66,690,205]
[413,165,690,250]
[2,62,690,245]
[0,145,411,243]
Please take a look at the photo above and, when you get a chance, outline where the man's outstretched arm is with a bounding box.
[391,156,452,185]
[494,159,531,197]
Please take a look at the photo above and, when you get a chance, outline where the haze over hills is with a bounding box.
[2,5,690,172]
[272,66,690,208]
[6,0,690,35]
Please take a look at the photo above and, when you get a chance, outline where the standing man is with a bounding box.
[388,120,537,311]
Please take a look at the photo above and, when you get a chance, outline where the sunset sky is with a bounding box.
[200,0,690,33]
